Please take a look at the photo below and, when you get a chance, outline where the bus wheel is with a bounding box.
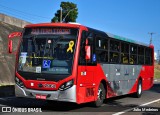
[93,83,105,107]
[134,80,142,98]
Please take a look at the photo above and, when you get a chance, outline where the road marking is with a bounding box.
[112,98,160,115]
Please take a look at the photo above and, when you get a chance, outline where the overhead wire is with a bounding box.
[0,4,50,19]
[0,4,50,23]
[0,9,38,23]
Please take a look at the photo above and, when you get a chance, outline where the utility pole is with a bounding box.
[60,7,62,23]
[148,32,155,45]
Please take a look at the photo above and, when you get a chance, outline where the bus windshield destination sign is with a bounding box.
[31,28,71,35]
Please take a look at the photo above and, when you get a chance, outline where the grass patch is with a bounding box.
[154,64,160,79]
[154,68,160,79]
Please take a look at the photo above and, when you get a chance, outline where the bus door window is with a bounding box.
[79,31,86,65]
[79,31,96,65]
[86,33,95,64]
[78,31,95,86]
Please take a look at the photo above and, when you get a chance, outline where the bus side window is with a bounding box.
[121,42,129,64]
[96,36,108,63]
[96,50,108,62]
[110,52,119,63]
[130,45,137,64]
[121,53,129,64]
[145,48,152,65]
[79,31,96,65]
[109,39,120,63]
[130,55,137,64]
[96,37,108,50]
[110,40,120,52]
[138,46,144,64]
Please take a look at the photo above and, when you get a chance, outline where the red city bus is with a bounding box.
[8,23,154,107]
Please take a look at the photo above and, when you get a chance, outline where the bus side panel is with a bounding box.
[77,66,95,104]
[77,64,154,104]
[76,64,107,104]
[141,66,154,90]
[101,64,142,96]
[96,64,117,98]
[128,65,154,94]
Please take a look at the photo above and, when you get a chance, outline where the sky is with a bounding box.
[0,0,160,57]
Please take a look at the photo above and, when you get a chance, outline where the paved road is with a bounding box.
[0,81,160,115]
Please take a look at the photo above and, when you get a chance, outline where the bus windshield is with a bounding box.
[18,28,78,74]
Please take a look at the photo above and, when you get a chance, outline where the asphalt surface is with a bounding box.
[0,81,160,115]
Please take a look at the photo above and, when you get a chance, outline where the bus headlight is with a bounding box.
[59,79,74,91]
[15,77,25,88]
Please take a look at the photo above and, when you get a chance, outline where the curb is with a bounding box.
[154,79,160,82]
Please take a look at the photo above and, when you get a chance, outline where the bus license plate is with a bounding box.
[36,94,46,100]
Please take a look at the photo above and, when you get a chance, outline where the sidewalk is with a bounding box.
[154,79,160,83]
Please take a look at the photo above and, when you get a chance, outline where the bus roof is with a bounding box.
[25,23,150,47]
[25,23,85,29]
[106,32,150,47]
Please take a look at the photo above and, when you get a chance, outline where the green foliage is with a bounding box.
[154,64,160,79]
[51,2,78,23]
[51,17,59,23]
[154,69,160,78]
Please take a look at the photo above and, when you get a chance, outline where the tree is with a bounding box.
[51,2,78,23]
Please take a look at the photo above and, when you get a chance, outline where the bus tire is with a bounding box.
[134,80,142,98]
[93,83,105,107]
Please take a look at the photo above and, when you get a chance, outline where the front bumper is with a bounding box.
[15,84,76,102]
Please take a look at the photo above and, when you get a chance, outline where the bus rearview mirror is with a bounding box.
[8,32,22,54]
[8,39,13,53]
[8,32,22,39]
